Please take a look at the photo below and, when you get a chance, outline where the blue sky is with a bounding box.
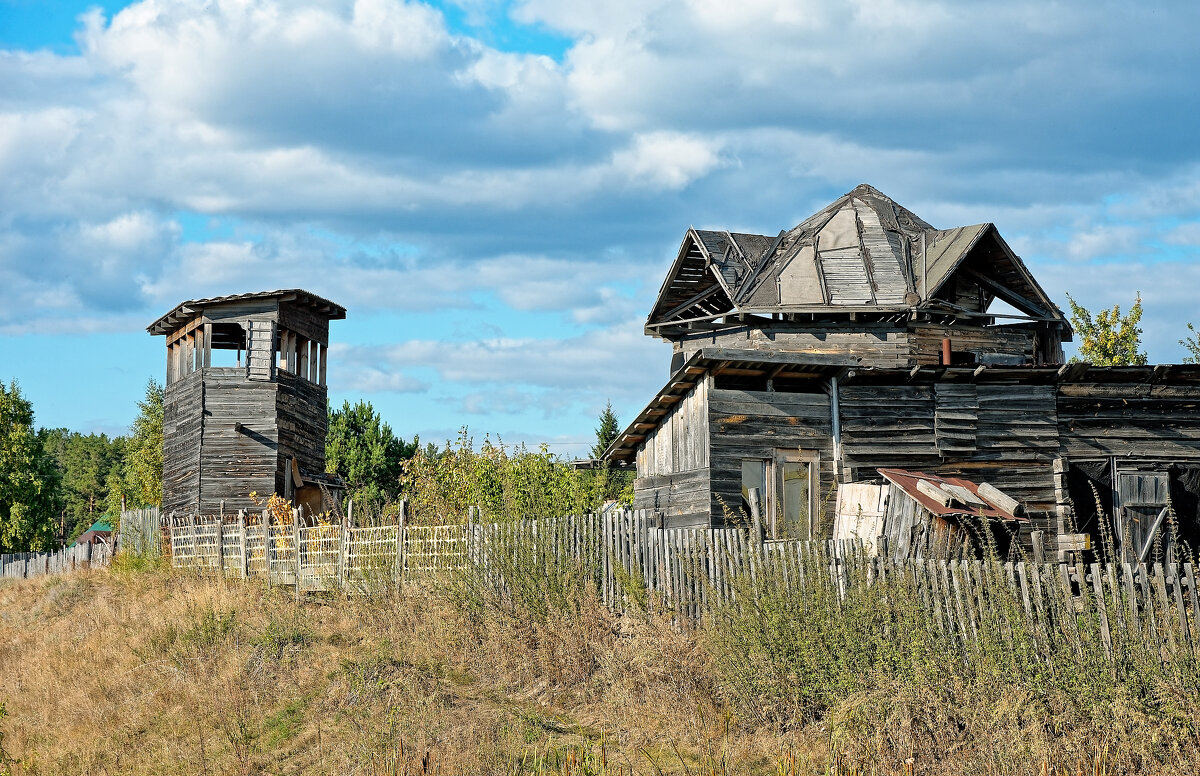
[1,0,1199,451]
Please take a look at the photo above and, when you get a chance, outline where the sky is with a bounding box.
[1,0,1199,452]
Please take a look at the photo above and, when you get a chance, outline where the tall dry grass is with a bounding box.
[0,563,761,775]
[2,541,1199,774]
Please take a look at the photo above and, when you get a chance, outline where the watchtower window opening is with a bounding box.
[209,322,246,368]
[275,326,327,386]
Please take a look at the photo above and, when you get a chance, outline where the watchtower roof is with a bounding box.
[148,289,346,336]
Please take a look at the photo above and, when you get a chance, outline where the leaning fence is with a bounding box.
[152,506,1200,656]
[1,542,112,581]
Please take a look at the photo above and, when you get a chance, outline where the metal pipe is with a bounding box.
[831,376,843,478]
[942,338,952,366]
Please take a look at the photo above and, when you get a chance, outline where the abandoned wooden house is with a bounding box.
[604,184,1200,562]
[148,289,346,517]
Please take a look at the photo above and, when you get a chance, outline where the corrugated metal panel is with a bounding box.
[819,247,872,305]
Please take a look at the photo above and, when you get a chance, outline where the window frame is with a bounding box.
[740,449,820,541]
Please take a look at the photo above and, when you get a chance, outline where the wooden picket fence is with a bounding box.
[153,507,1200,655]
[0,542,112,581]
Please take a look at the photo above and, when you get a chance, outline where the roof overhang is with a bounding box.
[604,355,1200,463]
[148,289,347,336]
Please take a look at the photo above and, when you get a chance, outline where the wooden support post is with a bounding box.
[877,534,889,560]
[1031,530,1045,564]
[297,336,309,381]
[748,487,764,545]
[318,343,328,387]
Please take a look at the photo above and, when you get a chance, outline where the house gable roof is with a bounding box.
[645,184,1068,333]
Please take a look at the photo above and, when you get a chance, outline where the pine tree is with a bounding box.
[325,400,417,506]
[1066,293,1147,366]
[591,401,621,460]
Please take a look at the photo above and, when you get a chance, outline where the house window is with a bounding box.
[740,450,819,540]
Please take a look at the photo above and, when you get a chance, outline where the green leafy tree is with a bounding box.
[0,381,61,552]
[326,400,417,507]
[103,379,164,518]
[1066,293,1147,366]
[399,429,606,524]
[1181,323,1200,364]
[591,400,621,459]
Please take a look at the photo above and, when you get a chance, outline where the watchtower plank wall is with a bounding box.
[607,184,1200,562]
[149,290,346,516]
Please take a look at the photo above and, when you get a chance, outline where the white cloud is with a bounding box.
[611,132,723,190]
[3,0,1200,433]
[337,322,670,398]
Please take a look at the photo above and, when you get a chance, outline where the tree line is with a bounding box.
[0,379,163,553]
[0,376,628,550]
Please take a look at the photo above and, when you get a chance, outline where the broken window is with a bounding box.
[740,451,819,540]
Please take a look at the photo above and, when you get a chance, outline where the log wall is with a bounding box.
[707,388,836,529]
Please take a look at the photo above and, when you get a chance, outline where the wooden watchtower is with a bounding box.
[148,289,347,516]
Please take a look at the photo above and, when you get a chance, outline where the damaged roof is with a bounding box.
[877,468,1027,522]
[646,183,1066,333]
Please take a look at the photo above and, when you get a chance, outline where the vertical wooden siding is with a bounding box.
[633,380,711,526]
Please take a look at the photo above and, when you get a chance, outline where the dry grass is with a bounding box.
[0,567,799,775]
[1,561,1197,775]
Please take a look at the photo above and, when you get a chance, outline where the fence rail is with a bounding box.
[153,507,1200,655]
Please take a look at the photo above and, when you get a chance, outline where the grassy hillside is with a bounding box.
[1,562,1198,775]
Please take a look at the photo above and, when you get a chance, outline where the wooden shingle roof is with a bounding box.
[148,289,346,335]
[646,184,1067,333]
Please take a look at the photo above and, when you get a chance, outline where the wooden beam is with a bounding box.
[960,267,1052,318]
[715,367,766,376]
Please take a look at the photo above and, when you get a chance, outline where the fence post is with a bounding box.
[1031,530,1045,564]
[264,509,274,588]
[748,487,765,545]
[239,511,248,579]
[396,500,407,592]
[293,508,302,600]
[337,514,347,591]
[216,513,225,577]
[877,534,889,560]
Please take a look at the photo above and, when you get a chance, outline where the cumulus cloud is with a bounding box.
[3,0,1200,432]
[336,321,670,398]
